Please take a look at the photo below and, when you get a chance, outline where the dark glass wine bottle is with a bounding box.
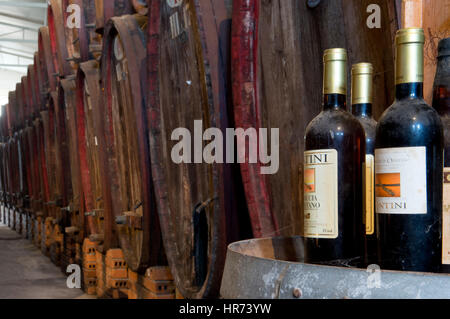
[304,48,366,266]
[432,37,450,273]
[351,63,378,266]
[375,28,443,272]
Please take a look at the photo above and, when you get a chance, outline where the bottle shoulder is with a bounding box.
[376,98,443,146]
[354,116,377,137]
[306,109,365,137]
[378,98,442,127]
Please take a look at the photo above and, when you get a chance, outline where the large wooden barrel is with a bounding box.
[59,77,85,269]
[34,116,51,249]
[101,14,165,272]
[41,94,61,209]
[94,0,134,33]
[38,27,57,93]
[18,78,31,237]
[41,93,65,259]
[47,0,77,77]
[59,78,85,240]
[147,0,250,298]
[231,0,398,238]
[75,60,115,250]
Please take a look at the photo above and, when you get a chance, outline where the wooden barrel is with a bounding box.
[19,127,32,239]
[50,84,77,266]
[41,94,60,209]
[231,0,398,238]
[19,78,32,236]
[4,95,14,228]
[10,134,23,233]
[38,27,57,93]
[59,77,85,269]
[60,78,85,239]
[102,14,165,272]
[147,0,248,298]
[40,93,62,257]
[94,0,134,33]
[34,116,51,249]
[75,60,115,249]
[47,0,77,77]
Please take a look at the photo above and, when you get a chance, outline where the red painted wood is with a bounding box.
[231,0,278,238]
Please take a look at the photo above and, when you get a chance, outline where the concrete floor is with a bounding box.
[0,222,89,299]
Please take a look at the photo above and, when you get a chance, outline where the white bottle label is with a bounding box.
[375,146,427,214]
[303,149,338,239]
[443,168,450,265]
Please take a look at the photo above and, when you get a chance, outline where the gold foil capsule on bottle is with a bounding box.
[323,48,347,95]
[395,28,425,85]
[351,63,374,105]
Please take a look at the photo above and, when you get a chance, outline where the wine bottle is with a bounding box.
[375,28,443,272]
[351,63,377,265]
[432,37,450,273]
[304,48,366,266]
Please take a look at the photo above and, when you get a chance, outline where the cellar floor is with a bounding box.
[0,223,90,299]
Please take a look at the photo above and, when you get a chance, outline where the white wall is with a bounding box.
[0,67,27,110]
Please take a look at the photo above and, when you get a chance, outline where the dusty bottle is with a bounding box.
[375,28,443,272]
[351,63,378,265]
[304,48,366,266]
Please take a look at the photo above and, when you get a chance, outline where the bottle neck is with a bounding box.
[352,103,373,117]
[323,94,347,111]
[395,82,423,100]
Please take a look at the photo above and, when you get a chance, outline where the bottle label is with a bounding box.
[365,154,375,235]
[375,147,427,214]
[304,149,338,239]
[443,168,450,265]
